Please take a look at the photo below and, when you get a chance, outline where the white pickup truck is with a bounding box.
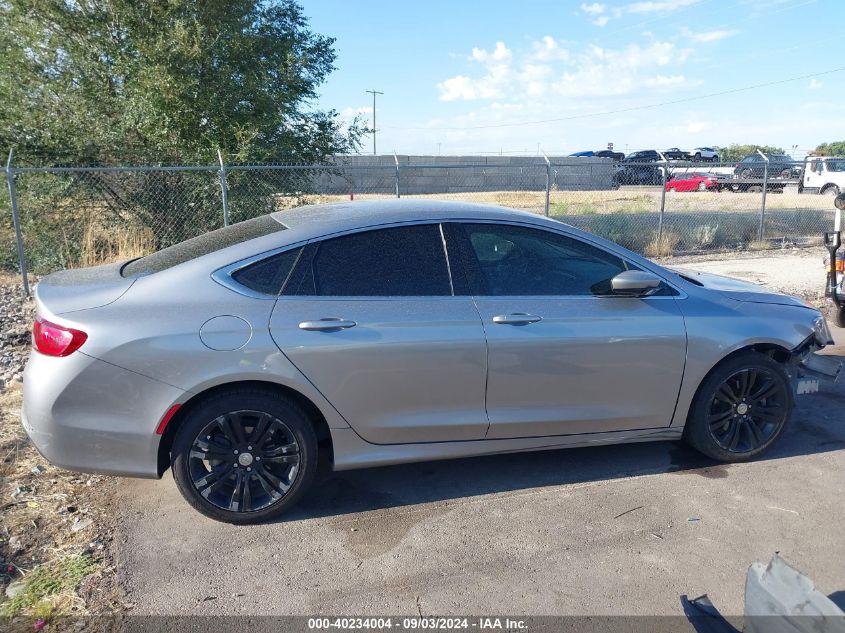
[804,156,845,195]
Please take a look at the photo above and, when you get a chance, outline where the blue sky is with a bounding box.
[303,0,844,156]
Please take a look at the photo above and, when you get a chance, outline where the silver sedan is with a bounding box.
[21,200,839,523]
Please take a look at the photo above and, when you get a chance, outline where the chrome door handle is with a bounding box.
[298,318,357,331]
[492,313,542,325]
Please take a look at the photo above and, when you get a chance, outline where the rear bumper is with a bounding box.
[21,351,185,478]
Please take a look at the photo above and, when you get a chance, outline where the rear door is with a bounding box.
[452,222,688,439]
[269,223,489,444]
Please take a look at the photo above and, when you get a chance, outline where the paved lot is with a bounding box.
[116,253,845,618]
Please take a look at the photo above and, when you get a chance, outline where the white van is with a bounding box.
[804,157,845,195]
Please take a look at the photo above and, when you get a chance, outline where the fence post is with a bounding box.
[542,152,551,217]
[394,152,400,198]
[5,150,29,297]
[757,149,769,241]
[657,152,668,251]
[217,149,230,227]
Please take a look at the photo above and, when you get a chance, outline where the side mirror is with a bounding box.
[610,270,662,297]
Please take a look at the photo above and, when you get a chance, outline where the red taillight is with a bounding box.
[32,317,88,357]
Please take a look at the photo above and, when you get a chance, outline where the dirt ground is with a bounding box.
[0,246,841,626]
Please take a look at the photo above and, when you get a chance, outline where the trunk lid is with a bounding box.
[35,262,135,316]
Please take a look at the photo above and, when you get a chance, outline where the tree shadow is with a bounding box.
[281,354,845,523]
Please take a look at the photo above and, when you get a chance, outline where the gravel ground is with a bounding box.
[661,247,826,302]
[0,277,33,392]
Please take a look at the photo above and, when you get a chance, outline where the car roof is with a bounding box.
[270,198,541,239]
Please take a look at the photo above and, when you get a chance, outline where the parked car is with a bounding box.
[734,154,802,179]
[803,156,845,196]
[570,150,625,161]
[664,148,690,160]
[594,150,625,161]
[689,147,719,162]
[623,149,661,162]
[665,172,720,192]
[22,200,838,523]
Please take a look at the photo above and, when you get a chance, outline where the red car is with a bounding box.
[665,172,719,192]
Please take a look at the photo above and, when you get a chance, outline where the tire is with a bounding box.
[668,187,677,192]
[171,387,318,524]
[740,168,753,179]
[697,181,707,191]
[694,152,702,161]
[684,352,793,462]
[712,155,719,163]
[833,306,845,329]
[780,168,792,179]
[822,184,841,196]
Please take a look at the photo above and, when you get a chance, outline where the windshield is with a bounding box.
[121,215,287,278]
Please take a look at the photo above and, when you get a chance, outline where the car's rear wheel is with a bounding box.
[740,168,753,179]
[694,152,702,161]
[171,388,317,524]
[684,352,793,462]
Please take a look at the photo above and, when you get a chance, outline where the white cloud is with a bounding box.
[683,28,739,42]
[626,0,699,13]
[581,2,606,14]
[589,0,700,26]
[809,78,822,90]
[469,41,511,63]
[438,38,695,102]
[531,36,570,62]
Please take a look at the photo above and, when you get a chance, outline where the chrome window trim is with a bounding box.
[211,240,308,300]
[212,217,686,301]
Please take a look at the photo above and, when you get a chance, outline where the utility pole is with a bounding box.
[365,89,383,155]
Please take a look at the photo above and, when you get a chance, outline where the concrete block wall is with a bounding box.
[313,155,617,195]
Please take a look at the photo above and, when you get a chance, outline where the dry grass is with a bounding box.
[72,220,155,269]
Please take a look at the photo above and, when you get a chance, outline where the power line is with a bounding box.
[382,66,845,132]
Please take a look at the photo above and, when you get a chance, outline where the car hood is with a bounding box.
[669,267,811,308]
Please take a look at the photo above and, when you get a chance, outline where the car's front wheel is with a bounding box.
[684,352,793,462]
[171,388,318,524]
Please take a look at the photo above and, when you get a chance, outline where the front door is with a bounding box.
[453,222,688,439]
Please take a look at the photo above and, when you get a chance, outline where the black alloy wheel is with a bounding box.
[706,368,788,453]
[684,351,793,462]
[188,410,301,513]
[171,388,317,524]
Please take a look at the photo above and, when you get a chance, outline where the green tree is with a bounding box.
[813,141,845,156]
[0,0,362,164]
[715,144,786,163]
[0,1,364,271]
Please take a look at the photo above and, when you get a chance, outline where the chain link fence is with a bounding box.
[1,156,837,291]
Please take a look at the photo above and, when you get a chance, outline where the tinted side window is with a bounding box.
[461,224,626,296]
[230,247,302,295]
[294,225,452,297]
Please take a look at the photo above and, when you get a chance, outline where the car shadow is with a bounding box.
[282,353,845,523]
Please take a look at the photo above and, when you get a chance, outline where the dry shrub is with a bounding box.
[645,230,681,257]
